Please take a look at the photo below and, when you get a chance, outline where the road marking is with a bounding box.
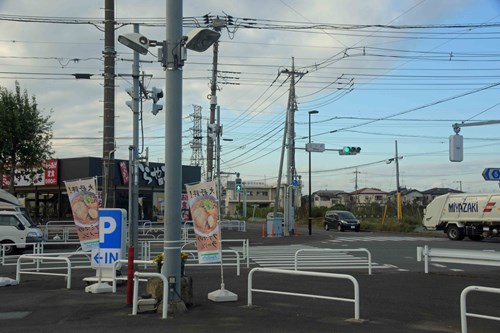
[246,244,393,271]
[328,236,446,243]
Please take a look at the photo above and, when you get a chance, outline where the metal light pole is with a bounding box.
[164,0,183,305]
[308,110,318,236]
[125,23,140,305]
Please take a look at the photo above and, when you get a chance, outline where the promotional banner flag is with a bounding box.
[186,181,221,264]
[64,177,100,251]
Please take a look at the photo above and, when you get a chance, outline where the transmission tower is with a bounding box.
[190,105,205,177]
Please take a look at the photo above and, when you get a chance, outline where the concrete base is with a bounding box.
[208,284,238,302]
[85,282,113,294]
[157,300,187,316]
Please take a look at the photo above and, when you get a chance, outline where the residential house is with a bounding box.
[312,190,349,208]
[224,181,301,216]
[349,187,388,205]
[387,188,424,205]
[421,187,463,205]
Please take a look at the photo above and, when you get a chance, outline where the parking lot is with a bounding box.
[2,225,500,332]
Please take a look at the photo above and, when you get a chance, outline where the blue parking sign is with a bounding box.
[99,209,124,249]
[91,209,127,268]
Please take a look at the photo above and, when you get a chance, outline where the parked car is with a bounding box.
[324,210,360,232]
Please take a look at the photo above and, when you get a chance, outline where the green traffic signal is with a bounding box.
[235,184,242,192]
[343,147,351,153]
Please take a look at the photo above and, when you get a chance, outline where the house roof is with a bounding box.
[421,187,462,195]
[387,188,423,196]
[350,187,388,195]
[313,190,347,198]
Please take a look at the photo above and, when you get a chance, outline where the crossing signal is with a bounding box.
[235,177,242,192]
[339,147,361,155]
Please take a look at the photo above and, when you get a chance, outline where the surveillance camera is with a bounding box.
[118,33,150,55]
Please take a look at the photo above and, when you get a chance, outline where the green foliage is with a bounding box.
[0,82,54,191]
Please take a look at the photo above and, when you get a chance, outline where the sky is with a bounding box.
[1,0,500,194]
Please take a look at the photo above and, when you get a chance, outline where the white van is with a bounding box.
[0,211,43,255]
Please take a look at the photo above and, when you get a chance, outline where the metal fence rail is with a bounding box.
[460,285,500,333]
[294,248,372,275]
[247,267,360,320]
[132,271,168,319]
[16,254,73,289]
[417,245,500,273]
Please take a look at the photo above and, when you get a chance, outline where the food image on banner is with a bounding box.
[64,178,99,251]
[186,181,221,264]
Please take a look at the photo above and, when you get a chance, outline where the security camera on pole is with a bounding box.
[117,3,231,308]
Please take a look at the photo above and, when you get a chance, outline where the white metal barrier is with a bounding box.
[220,220,246,232]
[247,267,360,320]
[180,238,250,268]
[183,249,241,276]
[132,271,168,319]
[41,221,79,242]
[294,248,372,275]
[460,285,500,333]
[16,254,73,289]
[417,245,500,273]
[111,259,155,292]
[1,242,41,266]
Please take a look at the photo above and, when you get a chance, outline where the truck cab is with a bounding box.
[0,211,43,255]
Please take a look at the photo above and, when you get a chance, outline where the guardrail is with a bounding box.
[132,271,168,319]
[112,259,155,293]
[417,245,500,273]
[220,220,246,232]
[294,248,372,275]
[183,249,241,276]
[182,238,249,267]
[460,285,500,333]
[17,254,73,289]
[247,267,360,320]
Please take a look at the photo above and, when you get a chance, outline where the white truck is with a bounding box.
[423,193,500,241]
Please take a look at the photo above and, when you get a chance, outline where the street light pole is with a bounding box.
[164,0,183,305]
[308,110,318,236]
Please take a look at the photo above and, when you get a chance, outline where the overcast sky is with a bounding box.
[1,0,499,193]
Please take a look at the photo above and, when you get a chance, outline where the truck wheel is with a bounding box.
[447,226,464,240]
[0,241,16,255]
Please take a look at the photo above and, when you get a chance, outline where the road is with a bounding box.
[2,224,500,332]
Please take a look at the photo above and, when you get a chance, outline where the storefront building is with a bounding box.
[1,157,201,222]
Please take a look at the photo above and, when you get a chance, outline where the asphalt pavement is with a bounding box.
[2,224,500,333]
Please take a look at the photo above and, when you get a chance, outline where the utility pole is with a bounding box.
[206,17,227,181]
[279,58,306,236]
[102,0,116,208]
[395,140,402,222]
[354,168,360,191]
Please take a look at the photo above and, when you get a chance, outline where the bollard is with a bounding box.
[262,223,265,238]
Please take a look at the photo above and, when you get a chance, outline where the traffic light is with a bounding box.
[235,177,242,192]
[151,87,163,115]
[339,147,361,155]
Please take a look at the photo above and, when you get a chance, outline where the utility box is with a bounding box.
[267,217,282,238]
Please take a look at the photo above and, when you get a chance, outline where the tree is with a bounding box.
[0,82,54,193]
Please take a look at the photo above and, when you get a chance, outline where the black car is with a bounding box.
[324,210,360,232]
